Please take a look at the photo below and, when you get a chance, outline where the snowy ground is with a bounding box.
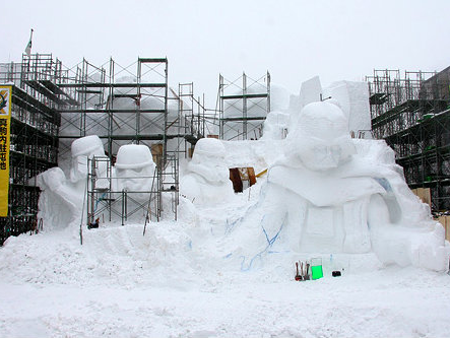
[1,195,450,338]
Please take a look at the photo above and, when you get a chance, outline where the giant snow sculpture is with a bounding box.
[180,138,234,204]
[114,144,156,200]
[239,101,449,271]
[37,135,108,229]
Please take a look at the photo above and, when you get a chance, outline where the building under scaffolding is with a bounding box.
[0,53,205,244]
[367,68,450,211]
[0,54,63,244]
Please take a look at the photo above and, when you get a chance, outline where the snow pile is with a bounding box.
[1,198,450,337]
[221,139,271,172]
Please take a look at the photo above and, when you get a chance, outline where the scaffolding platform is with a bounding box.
[218,72,270,141]
[367,68,450,210]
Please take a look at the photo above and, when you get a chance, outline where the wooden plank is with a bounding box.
[151,144,163,167]
[256,168,268,178]
[435,216,450,242]
[248,167,256,186]
[229,168,243,193]
[419,188,432,207]
[412,187,431,208]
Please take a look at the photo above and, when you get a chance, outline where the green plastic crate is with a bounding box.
[311,258,323,280]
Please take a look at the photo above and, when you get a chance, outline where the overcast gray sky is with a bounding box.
[3,0,450,107]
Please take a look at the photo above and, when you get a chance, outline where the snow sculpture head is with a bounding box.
[70,135,106,183]
[286,101,356,171]
[115,144,156,194]
[180,138,234,205]
[191,138,229,183]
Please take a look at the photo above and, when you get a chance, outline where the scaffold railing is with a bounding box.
[218,72,270,141]
[366,67,450,211]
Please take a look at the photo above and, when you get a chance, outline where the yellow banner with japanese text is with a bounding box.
[0,85,11,217]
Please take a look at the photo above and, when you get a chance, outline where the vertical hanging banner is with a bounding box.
[0,85,11,217]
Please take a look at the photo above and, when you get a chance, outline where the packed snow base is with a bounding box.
[1,208,450,337]
[1,79,450,337]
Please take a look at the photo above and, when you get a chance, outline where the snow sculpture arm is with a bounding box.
[37,167,85,230]
[368,193,450,270]
[37,167,83,212]
[37,167,65,192]
[259,184,288,248]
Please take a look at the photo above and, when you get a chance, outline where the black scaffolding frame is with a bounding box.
[367,68,450,211]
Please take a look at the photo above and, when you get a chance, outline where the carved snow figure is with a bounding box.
[69,135,107,185]
[114,144,156,200]
[239,101,449,271]
[37,167,82,230]
[180,138,234,204]
[37,135,108,229]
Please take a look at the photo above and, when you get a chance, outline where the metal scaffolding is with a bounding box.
[0,53,66,244]
[54,57,177,221]
[177,82,206,156]
[218,72,270,140]
[54,56,201,223]
[86,154,162,226]
[0,53,207,244]
[56,58,170,155]
[366,68,450,211]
